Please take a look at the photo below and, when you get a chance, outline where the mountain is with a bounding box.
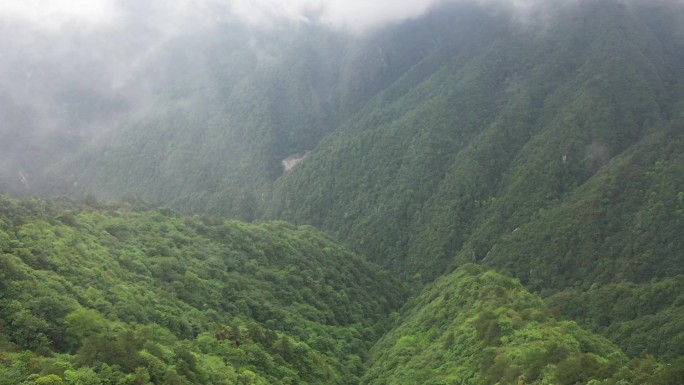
[35,9,475,221]
[262,0,684,360]
[0,195,402,384]
[265,0,684,279]
[2,196,682,384]
[12,0,684,381]
[362,264,684,385]
[481,126,684,359]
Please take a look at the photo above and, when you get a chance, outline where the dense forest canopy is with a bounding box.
[0,196,403,384]
[1,0,684,384]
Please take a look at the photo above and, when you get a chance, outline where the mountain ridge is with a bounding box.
[4,0,684,382]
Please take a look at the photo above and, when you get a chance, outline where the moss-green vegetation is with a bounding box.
[14,0,684,382]
[267,0,683,282]
[263,0,684,362]
[362,265,684,385]
[480,127,684,359]
[1,196,682,383]
[0,196,402,384]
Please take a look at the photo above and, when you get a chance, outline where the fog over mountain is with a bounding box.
[1,1,684,383]
[0,0,681,194]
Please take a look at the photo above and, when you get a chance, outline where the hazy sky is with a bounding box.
[0,0,442,33]
[0,0,675,130]
[2,0,681,35]
[0,0,121,30]
[0,0,684,32]
[231,0,447,32]
[0,0,539,34]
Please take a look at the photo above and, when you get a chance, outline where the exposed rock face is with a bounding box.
[282,152,309,172]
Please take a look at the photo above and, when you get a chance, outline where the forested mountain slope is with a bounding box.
[20,0,684,377]
[2,196,682,385]
[266,0,684,281]
[362,264,684,385]
[36,24,349,220]
[0,196,402,384]
[473,126,684,356]
[263,0,684,360]
[35,6,481,221]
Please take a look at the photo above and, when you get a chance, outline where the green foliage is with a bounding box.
[476,126,684,360]
[0,196,403,384]
[547,275,684,360]
[7,0,684,382]
[362,265,677,385]
[64,309,107,351]
[267,0,683,284]
[261,0,684,363]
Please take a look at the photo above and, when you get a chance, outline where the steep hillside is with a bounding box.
[362,264,684,385]
[35,6,481,221]
[266,0,684,281]
[22,0,684,371]
[262,0,684,360]
[0,196,402,384]
[484,126,684,359]
[36,24,347,220]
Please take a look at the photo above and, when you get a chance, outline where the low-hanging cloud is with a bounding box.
[0,0,570,35]
[230,0,445,33]
[0,0,120,29]
[0,0,681,194]
[2,0,680,35]
[0,0,438,34]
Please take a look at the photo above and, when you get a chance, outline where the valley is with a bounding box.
[1,0,683,383]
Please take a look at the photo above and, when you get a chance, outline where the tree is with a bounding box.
[64,308,107,352]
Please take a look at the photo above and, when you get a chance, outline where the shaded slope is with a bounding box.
[483,126,684,359]
[35,7,480,221]
[37,25,345,221]
[263,0,684,361]
[546,275,684,361]
[266,0,683,282]
[483,127,684,290]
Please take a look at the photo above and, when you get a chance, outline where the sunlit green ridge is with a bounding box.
[0,196,402,384]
